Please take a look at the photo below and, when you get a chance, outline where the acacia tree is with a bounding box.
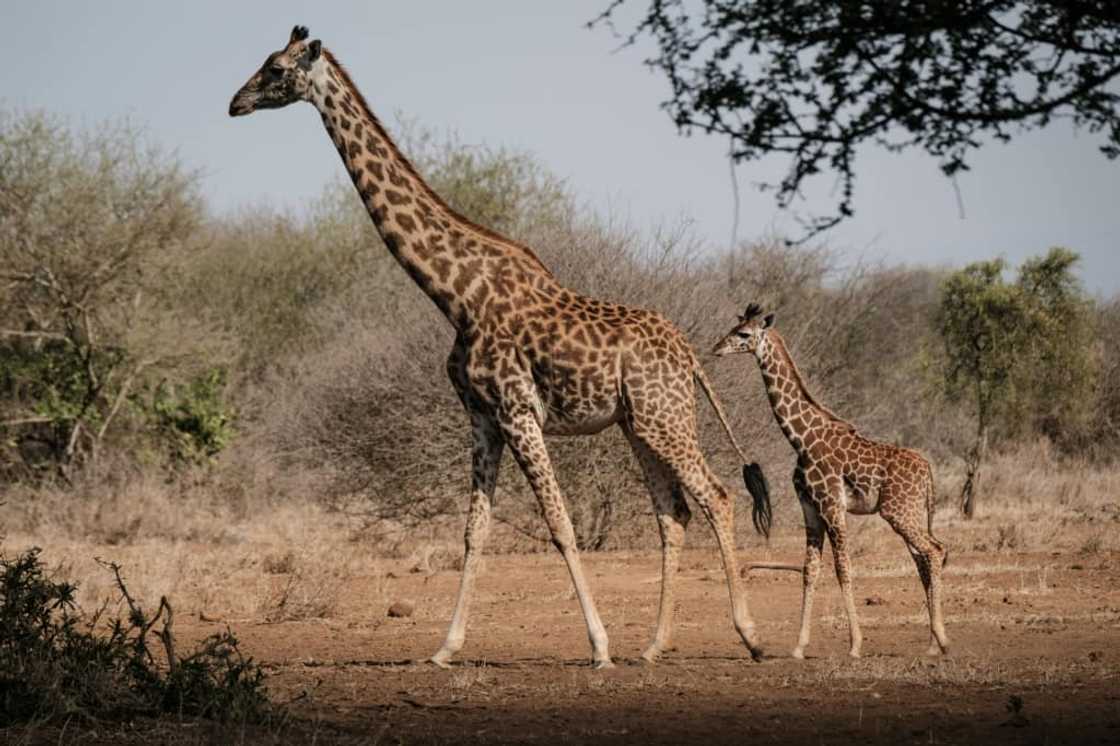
[937,259,1025,517]
[1011,248,1098,447]
[592,2,1120,236]
[936,248,1093,517]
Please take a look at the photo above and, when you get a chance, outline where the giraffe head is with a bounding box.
[712,303,775,357]
[229,25,323,117]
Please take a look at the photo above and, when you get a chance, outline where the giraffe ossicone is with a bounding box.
[230,25,771,668]
[714,304,950,659]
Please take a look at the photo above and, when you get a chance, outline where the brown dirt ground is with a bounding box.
[6,545,1118,744]
[167,546,1118,744]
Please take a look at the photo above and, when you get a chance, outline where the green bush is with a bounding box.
[151,368,236,466]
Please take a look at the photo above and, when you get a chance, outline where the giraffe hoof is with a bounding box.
[428,652,454,669]
[848,649,862,659]
[748,645,766,662]
[592,658,616,670]
[791,648,805,660]
[640,646,663,664]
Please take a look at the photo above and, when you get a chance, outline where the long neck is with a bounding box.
[754,331,842,450]
[306,51,556,330]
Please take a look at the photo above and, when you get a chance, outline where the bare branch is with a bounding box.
[1,415,60,427]
[0,329,70,343]
[95,357,159,444]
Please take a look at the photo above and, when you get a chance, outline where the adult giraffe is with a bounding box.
[713,304,949,658]
[230,26,768,668]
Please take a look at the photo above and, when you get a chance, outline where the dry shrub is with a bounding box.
[0,110,234,482]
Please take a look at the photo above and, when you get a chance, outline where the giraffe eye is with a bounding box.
[736,331,751,338]
[268,64,286,77]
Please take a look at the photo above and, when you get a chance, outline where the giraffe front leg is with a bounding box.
[792,494,824,660]
[430,416,503,668]
[502,407,613,669]
[823,503,862,658]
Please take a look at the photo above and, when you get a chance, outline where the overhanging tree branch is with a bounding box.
[591,1,1120,238]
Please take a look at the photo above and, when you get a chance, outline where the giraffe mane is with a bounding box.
[768,330,854,429]
[320,48,554,277]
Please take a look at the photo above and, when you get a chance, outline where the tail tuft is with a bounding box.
[743,462,772,540]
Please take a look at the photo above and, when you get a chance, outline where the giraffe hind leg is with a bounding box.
[634,430,762,659]
[625,428,691,663]
[881,502,950,656]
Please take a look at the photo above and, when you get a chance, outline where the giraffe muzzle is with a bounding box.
[229,91,258,117]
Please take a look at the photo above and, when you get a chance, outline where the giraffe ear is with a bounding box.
[290,25,310,44]
[763,313,775,328]
[297,40,322,71]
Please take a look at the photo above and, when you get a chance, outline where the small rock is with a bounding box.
[864,595,886,606]
[388,601,415,618]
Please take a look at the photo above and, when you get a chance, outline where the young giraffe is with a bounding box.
[230,26,767,668]
[713,304,949,658]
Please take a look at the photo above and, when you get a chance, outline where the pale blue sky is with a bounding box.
[7,1,1118,295]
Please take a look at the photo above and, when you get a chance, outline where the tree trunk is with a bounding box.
[960,426,988,518]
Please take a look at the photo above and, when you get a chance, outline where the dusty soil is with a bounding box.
[159,546,1120,745]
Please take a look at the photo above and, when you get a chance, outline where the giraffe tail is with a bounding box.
[692,362,772,538]
[692,363,748,464]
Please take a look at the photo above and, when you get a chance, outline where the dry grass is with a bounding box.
[1,479,382,623]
